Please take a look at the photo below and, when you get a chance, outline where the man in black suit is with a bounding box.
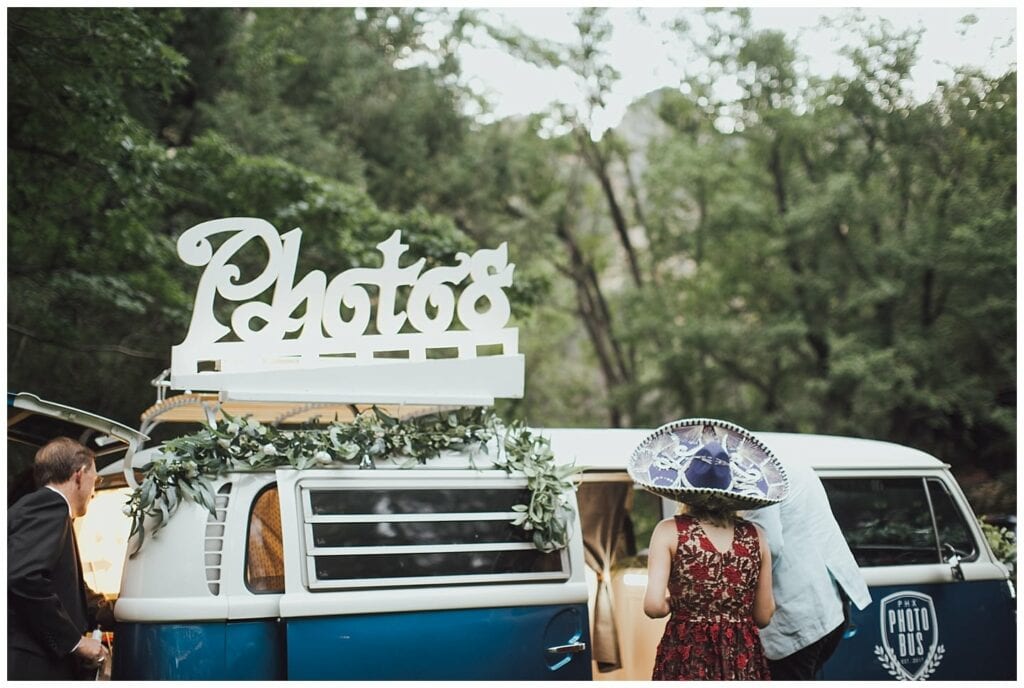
[8,437,114,679]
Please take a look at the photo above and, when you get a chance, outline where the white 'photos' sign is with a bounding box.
[170,218,523,405]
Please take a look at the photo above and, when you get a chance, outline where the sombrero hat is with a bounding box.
[628,418,788,510]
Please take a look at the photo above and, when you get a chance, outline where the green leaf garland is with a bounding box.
[126,407,578,555]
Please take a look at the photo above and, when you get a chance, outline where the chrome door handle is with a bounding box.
[546,641,587,655]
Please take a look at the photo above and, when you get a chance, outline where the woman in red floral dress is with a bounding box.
[644,502,775,680]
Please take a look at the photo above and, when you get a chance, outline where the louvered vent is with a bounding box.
[299,477,570,591]
[204,482,232,595]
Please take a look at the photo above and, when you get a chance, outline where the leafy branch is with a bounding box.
[126,407,579,555]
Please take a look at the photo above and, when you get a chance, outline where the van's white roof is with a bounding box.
[107,426,944,477]
[540,428,945,471]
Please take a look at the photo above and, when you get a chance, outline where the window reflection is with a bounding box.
[314,549,564,580]
[313,520,529,547]
[310,488,531,515]
[823,478,940,567]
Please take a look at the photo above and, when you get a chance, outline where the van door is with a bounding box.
[274,468,592,680]
[819,471,1015,680]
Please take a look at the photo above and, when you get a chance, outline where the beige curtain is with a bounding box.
[578,481,634,673]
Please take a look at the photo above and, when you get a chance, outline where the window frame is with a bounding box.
[925,476,980,563]
[820,471,983,569]
[244,482,286,595]
[296,474,571,591]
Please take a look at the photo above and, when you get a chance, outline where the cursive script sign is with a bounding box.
[169,218,524,405]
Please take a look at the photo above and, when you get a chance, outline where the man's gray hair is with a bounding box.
[34,437,95,487]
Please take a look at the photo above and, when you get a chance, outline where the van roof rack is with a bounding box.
[140,392,458,435]
[144,368,460,435]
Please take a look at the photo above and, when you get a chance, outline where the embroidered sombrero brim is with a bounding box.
[628,418,788,510]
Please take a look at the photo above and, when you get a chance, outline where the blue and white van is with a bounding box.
[112,449,592,680]
[12,395,1013,681]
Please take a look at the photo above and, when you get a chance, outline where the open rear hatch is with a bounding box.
[8,392,148,494]
[8,392,149,597]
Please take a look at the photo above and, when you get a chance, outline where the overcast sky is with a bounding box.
[435,6,1017,136]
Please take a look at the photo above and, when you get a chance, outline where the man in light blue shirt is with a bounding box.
[745,456,872,679]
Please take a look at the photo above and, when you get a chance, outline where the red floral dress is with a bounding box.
[652,515,770,681]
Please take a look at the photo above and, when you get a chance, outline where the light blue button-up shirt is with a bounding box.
[744,458,872,660]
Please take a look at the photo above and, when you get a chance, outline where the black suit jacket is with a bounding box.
[7,487,112,679]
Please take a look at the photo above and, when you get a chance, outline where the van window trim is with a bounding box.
[304,538,541,556]
[296,474,573,591]
[925,476,980,563]
[307,512,518,524]
[920,475,945,563]
[819,473,983,569]
[305,566,572,591]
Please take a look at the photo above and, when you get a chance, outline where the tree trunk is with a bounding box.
[554,194,634,427]
[577,129,644,287]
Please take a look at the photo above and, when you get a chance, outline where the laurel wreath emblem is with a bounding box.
[874,644,945,680]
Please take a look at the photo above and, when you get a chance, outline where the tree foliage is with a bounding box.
[6,9,1015,506]
[630,17,1015,482]
[7,8,474,439]
[196,8,470,210]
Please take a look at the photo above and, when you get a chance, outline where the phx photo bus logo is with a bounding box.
[873,591,945,680]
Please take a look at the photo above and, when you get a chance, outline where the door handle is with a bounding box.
[546,642,587,655]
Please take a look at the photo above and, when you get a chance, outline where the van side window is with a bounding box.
[299,478,570,590]
[246,485,285,593]
[821,477,977,567]
[927,478,978,562]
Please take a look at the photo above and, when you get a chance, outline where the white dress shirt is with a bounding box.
[744,458,872,660]
[45,484,73,515]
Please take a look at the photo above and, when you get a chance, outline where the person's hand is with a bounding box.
[73,636,109,668]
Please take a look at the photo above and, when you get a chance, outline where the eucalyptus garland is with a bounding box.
[126,407,579,555]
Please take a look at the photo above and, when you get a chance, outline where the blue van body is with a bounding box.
[112,621,285,680]
[824,580,1015,680]
[285,604,590,680]
[113,604,591,680]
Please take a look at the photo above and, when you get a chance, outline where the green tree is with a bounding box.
[197,8,471,211]
[7,9,475,437]
[7,8,1015,506]
[631,14,1015,490]
[8,8,191,421]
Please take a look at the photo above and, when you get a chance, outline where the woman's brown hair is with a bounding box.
[677,499,738,528]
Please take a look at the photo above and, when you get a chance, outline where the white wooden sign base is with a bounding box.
[175,354,525,407]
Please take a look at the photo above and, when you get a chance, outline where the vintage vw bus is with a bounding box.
[23,394,1012,681]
